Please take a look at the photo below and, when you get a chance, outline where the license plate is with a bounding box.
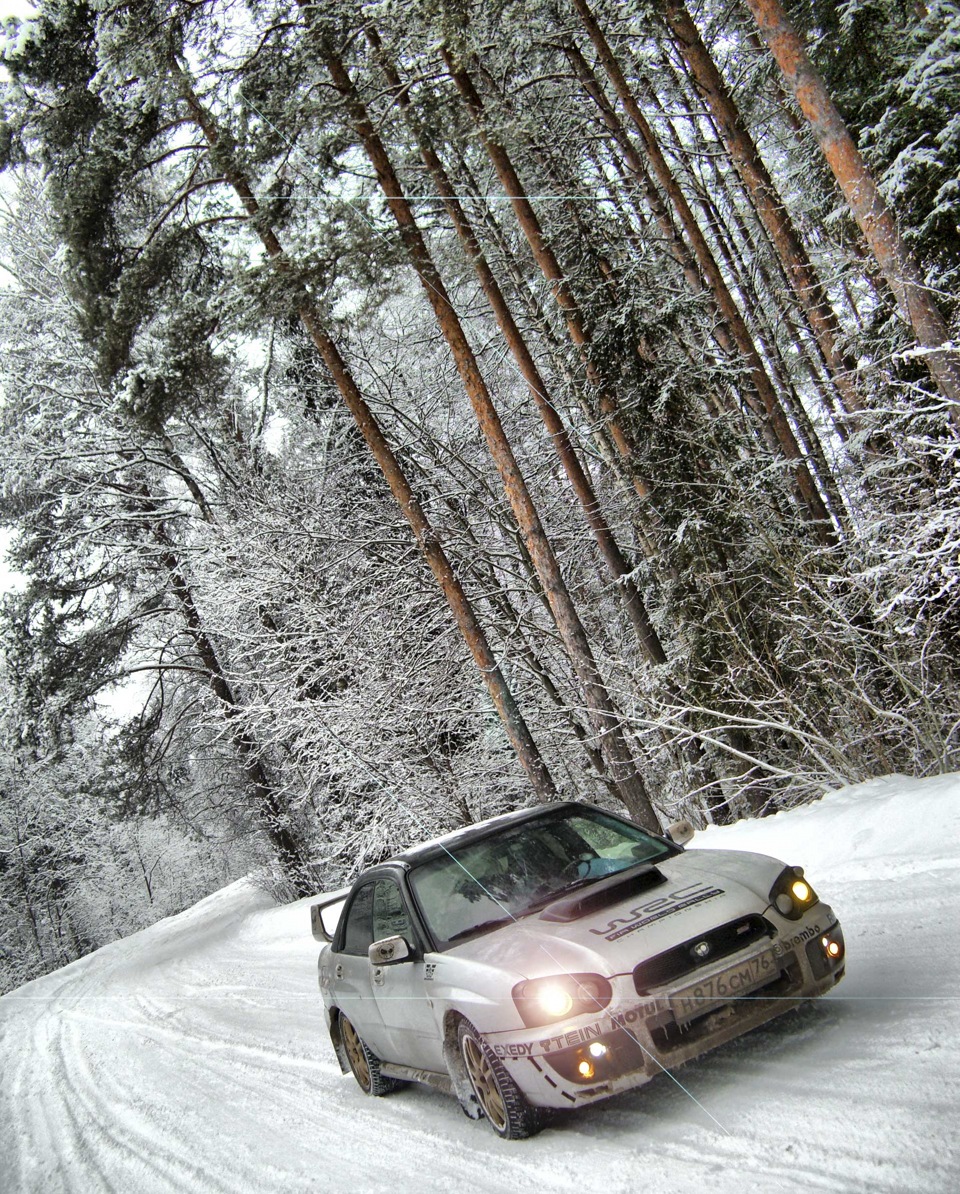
[671,950,778,1023]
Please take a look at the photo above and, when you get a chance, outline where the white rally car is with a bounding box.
[311,801,844,1138]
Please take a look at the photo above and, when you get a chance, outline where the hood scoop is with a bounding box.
[539,864,666,924]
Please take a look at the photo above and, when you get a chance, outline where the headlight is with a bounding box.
[769,865,819,920]
[512,973,613,1028]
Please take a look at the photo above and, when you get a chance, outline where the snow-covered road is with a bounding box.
[2,774,959,1193]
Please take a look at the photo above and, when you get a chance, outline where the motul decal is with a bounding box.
[589,882,724,941]
[609,999,660,1027]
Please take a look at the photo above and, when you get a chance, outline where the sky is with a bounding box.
[1,1,36,20]
[0,0,38,74]
[0,528,23,593]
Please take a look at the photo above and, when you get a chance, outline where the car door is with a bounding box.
[331,881,392,1059]
[369,878,445,1072]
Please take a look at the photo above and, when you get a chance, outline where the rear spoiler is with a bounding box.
[310,888,350,943]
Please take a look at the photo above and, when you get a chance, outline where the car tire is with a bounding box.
[457,1018,541,1139]
[339,1012,401,1097]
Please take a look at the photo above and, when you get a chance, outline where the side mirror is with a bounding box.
[310,893,348,943]
[368,935,412,966]
[666,819,695,847]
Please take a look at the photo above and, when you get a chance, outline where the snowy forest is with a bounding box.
[0,0,957,996]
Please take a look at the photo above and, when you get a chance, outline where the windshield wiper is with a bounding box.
[447,916,514,943]
[522,874,600,915]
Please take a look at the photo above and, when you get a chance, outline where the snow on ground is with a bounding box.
[2,773,959,1194]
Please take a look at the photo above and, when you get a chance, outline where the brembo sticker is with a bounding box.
[589,881,724,941]
[773,923,821,958]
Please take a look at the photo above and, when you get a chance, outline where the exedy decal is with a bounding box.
[590,881,724,941]
[493,1041,536,1058]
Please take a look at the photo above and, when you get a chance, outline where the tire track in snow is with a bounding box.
[52,1004,240,1194]
[9,981,118,1194]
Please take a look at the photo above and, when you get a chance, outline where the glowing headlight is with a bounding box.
[512,973,613,1028]
[537,984,574,1019]
[769,866,819,920]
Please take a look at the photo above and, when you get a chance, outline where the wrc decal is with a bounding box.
[589,882,725,941]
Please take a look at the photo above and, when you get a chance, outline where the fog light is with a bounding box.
[577,1059,595,1078]
[588,1042,608,1059]
[822,935,842,959]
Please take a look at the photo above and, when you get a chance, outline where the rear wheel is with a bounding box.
[339,1013,400,1096]
[458,1019,541,1139]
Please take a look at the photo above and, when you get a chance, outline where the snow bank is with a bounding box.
[702,772,960,875]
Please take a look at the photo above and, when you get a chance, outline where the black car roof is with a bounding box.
[389,799,608,868]
[333,804,588,917]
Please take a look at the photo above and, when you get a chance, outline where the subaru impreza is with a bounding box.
[311,800,844,1137]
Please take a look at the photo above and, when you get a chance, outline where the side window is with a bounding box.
[373,880,411,943]
[341,883,376,956]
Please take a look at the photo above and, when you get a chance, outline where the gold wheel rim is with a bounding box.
[462,1033,507,1132]
[341,1016,371,1091]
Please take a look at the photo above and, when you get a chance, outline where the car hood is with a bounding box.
[445,848,787,980]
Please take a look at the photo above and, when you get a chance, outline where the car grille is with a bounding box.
[633,914,775,994]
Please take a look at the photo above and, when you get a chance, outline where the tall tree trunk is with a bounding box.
[367,28,667,668]
[662,0,864,417]
[174,63,560,808]
[448,146,655,540]
[441,51,660,517]
[567,0,836,535]
[636,44,852,430]
[742,0,960,418]
[563,40,782,448]
[439,499,625,800]
[316,39,660,830]
[646,55,858,447]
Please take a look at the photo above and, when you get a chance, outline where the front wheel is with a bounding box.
[339,1012,401,1097]
[458,1019,541,1139]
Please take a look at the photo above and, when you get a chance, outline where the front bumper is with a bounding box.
[483,909,845,1111]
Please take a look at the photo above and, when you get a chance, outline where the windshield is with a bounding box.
[407,807,671,950]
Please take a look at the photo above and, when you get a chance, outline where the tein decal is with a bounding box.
[499,1002,662,1057]
[589,881,725,941]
